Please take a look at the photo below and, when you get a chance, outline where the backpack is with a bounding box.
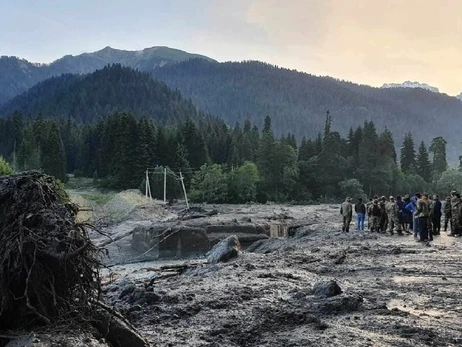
[372,204,381,216]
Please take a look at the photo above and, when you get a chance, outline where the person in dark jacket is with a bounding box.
[431,195,442,235]
[444,196,451,232]
[355,197,366,231]
[402,195,413,234]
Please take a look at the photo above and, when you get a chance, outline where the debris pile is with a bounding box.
[0,171,149,346]
[0,171,101,329]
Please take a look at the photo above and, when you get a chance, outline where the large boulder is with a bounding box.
[206,235,241,264]
[313,280,342,298]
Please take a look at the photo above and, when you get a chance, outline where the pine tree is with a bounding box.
[416,141,432,183]
[40,122,67,182]
[400,133,416,174]
[315,132,323,155]
[378,128,397,163]
[298,137,316,161]
[429,136,448,182]
[263,116,272,133]
[182,118,209,168]
[357,121,379,195]
[323,110,332,140]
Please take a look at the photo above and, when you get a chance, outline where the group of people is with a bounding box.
[340,191,462,242]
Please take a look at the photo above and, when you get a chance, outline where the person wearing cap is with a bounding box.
[444,196,452,232]
[340,197,353,232]
[355,197,366,231]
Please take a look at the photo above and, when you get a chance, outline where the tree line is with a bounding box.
[1,110,461,202]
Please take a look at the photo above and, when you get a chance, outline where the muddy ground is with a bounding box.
[101,204,462,347]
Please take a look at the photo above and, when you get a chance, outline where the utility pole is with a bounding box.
[179,171,189,210]
[145,169,148,199]
[163,167,167,204]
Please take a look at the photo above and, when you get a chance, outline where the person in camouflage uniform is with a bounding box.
[370,199,381,232]
[340,197,353,232]
[386,196,402,235]
[444,196,452,232]
[379,196,388,233]
[450,192,461,237]
[366,198,373,230]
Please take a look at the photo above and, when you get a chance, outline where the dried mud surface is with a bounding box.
[103,204,462,347]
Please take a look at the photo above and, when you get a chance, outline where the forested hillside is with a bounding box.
[0,46,214,104]
[153,59,462,160]
[0,65,203,123]
[1,109,458,202]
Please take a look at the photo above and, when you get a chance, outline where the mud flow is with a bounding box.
[94,203,462,346]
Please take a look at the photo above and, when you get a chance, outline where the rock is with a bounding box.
[334,253,346,264]
[206,235,241,264]
[119,284,136,299]
[313,280,342,298]
[293,226,315,239]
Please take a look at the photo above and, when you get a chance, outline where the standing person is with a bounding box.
[371,199,381,232]
[415,193,430,242]
[340,197,353,232]
[450,192,461,237]
[431,195,442,236]
[366,198,373,230]
[379,196,388,233]
[444,196,452,232]
[386,196,401,235]
[355,197,366,231]
[402,195,413,234]
[396,195,405,233]
[405,195,418,239]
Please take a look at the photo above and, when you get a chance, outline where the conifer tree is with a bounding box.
[323,110,332,139]
[429,136,448,182]
[40,122,67,182]
[400,133,416,174]
[416,141,432,183]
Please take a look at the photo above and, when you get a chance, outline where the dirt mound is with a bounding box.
[104,190,172,223]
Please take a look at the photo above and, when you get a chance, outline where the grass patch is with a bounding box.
[81,193,113,205]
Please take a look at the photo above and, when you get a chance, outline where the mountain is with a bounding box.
[153,59,462,160]
[0,64,202,123]
[381,81,440,93]
[0,46,215,105]
[456,93,462,101]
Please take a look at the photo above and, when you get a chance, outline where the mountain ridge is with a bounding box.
[0,64,203,124]
[0,46,215,105]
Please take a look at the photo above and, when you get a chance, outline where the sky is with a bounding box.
[2,0,461,95]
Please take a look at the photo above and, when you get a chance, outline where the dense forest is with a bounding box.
[0,46,214,104]
[153,59,462,161]
[1,110,461,203]
[0,65,204,123]
[3,61,462,161]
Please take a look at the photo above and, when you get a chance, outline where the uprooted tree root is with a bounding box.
[0,171,149,346]
[0,171,102,329]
